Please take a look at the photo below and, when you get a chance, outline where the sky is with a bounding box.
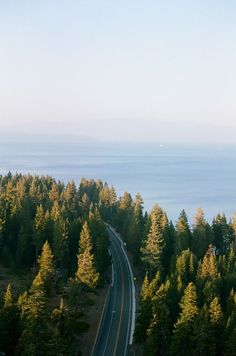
[0,0,236,143]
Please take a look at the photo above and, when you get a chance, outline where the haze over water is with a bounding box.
[1,139,236,223]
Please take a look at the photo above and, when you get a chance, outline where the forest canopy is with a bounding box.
[0,172,235,355]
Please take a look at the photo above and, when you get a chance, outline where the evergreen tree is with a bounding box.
[53,218,70,269]
[134,274,152,343]
[225,289,236,355]
[145,283,171,356]
[34,241,55,294]
[198,251,219,281]
[76,222,99,288]
[206,297,224,356]
[141,205,167,276]
[175,210,191,255]
[149,271,161,297]
[0,284,20,355]
[192,208,213,259]
[78,221,92,253]
[231,212,236,252]
[175,249,196,292]
[16,286,50,356]
[170,282,199,355]
[197,248,221,304]
[212,214,232,254]
[33,204,46,261]
[88,210,110,280]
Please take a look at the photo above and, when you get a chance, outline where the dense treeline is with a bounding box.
[76,177,236,354]
[94,182,236,355]
[1,172,236,355]
[0,173,110,275]
[133,207,236,355]
[0,173,111,355]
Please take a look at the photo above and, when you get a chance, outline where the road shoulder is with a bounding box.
[80,285,109,356]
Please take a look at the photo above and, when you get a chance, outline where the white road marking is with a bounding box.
[108,225,136,345]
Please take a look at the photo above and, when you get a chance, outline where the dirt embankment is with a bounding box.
[80,284,109,355]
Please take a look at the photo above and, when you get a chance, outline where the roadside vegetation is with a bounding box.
[0,173,110,355]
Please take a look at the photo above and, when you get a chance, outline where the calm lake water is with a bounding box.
[0,140,236,223]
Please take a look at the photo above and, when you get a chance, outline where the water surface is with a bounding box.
[0,140,235,223]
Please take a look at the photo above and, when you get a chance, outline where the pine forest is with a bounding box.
[0,172,236,355]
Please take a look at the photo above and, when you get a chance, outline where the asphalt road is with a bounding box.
[92,225,135,356]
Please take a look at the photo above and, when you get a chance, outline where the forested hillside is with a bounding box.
[111,195,236,355]
[133,208,236,355]
[0,172,236,355]
[97,182,236,355]
[0,173,111,355]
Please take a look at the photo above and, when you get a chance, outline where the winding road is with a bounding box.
[92,225,135,356]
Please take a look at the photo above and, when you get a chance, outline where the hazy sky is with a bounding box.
[0,0,235,143]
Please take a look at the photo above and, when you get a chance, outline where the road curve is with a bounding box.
[92,225,135,356]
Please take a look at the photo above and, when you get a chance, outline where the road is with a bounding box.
[92,225,135,356]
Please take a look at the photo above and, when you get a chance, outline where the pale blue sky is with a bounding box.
[0,0,235,143]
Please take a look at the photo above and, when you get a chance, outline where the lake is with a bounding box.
[0,140,236,223]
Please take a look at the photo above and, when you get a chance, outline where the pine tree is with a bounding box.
[88,210,110,280]
[145,283,171,356]
[170,282,199,355]
[191,306,209,356]
[175,210,191,255]
[206,297,224,356]
[0,284,20,355]
[33,204,46,261]
[16,218,34,267]
[4,283,12,307]
[175,249,196,289]
[141,205,167,276]
[231,212,236,252]
[53,218,70,269]
[76,222,99,288]
[192,208,212,258]
[197,249,220,304]
[79,221,92,253]
[197,251,219,281]
[16,287,50,356]
[134,274,152,343]
[51,200,61,221]
[49,182,61,202]
[127,193,144,261]
[149,271,161,297]
[0,206,5,255]
[225,327,236,356]
[33,240,55,294]
[116,192,133,241]
[212,214,232,254]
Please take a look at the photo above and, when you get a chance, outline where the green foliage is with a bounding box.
[0,173,113,354]
[192,208,213,258]
[53,218,70,269]
[212,214,232,254]
[175,249,196,289]
[170,283,199,355]
[76,222,99,288]
[33,241,55,295]
[134,274,152,343]
[1,173,236,354]
[145,283,171,356]
[175,210,191,255]
[141,205,167,276]
[77,248,99,288]
[88,209,110,280]
[4,283,13,307]
[0,284,20,354]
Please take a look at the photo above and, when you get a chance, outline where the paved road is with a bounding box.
[92,225,135,356]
